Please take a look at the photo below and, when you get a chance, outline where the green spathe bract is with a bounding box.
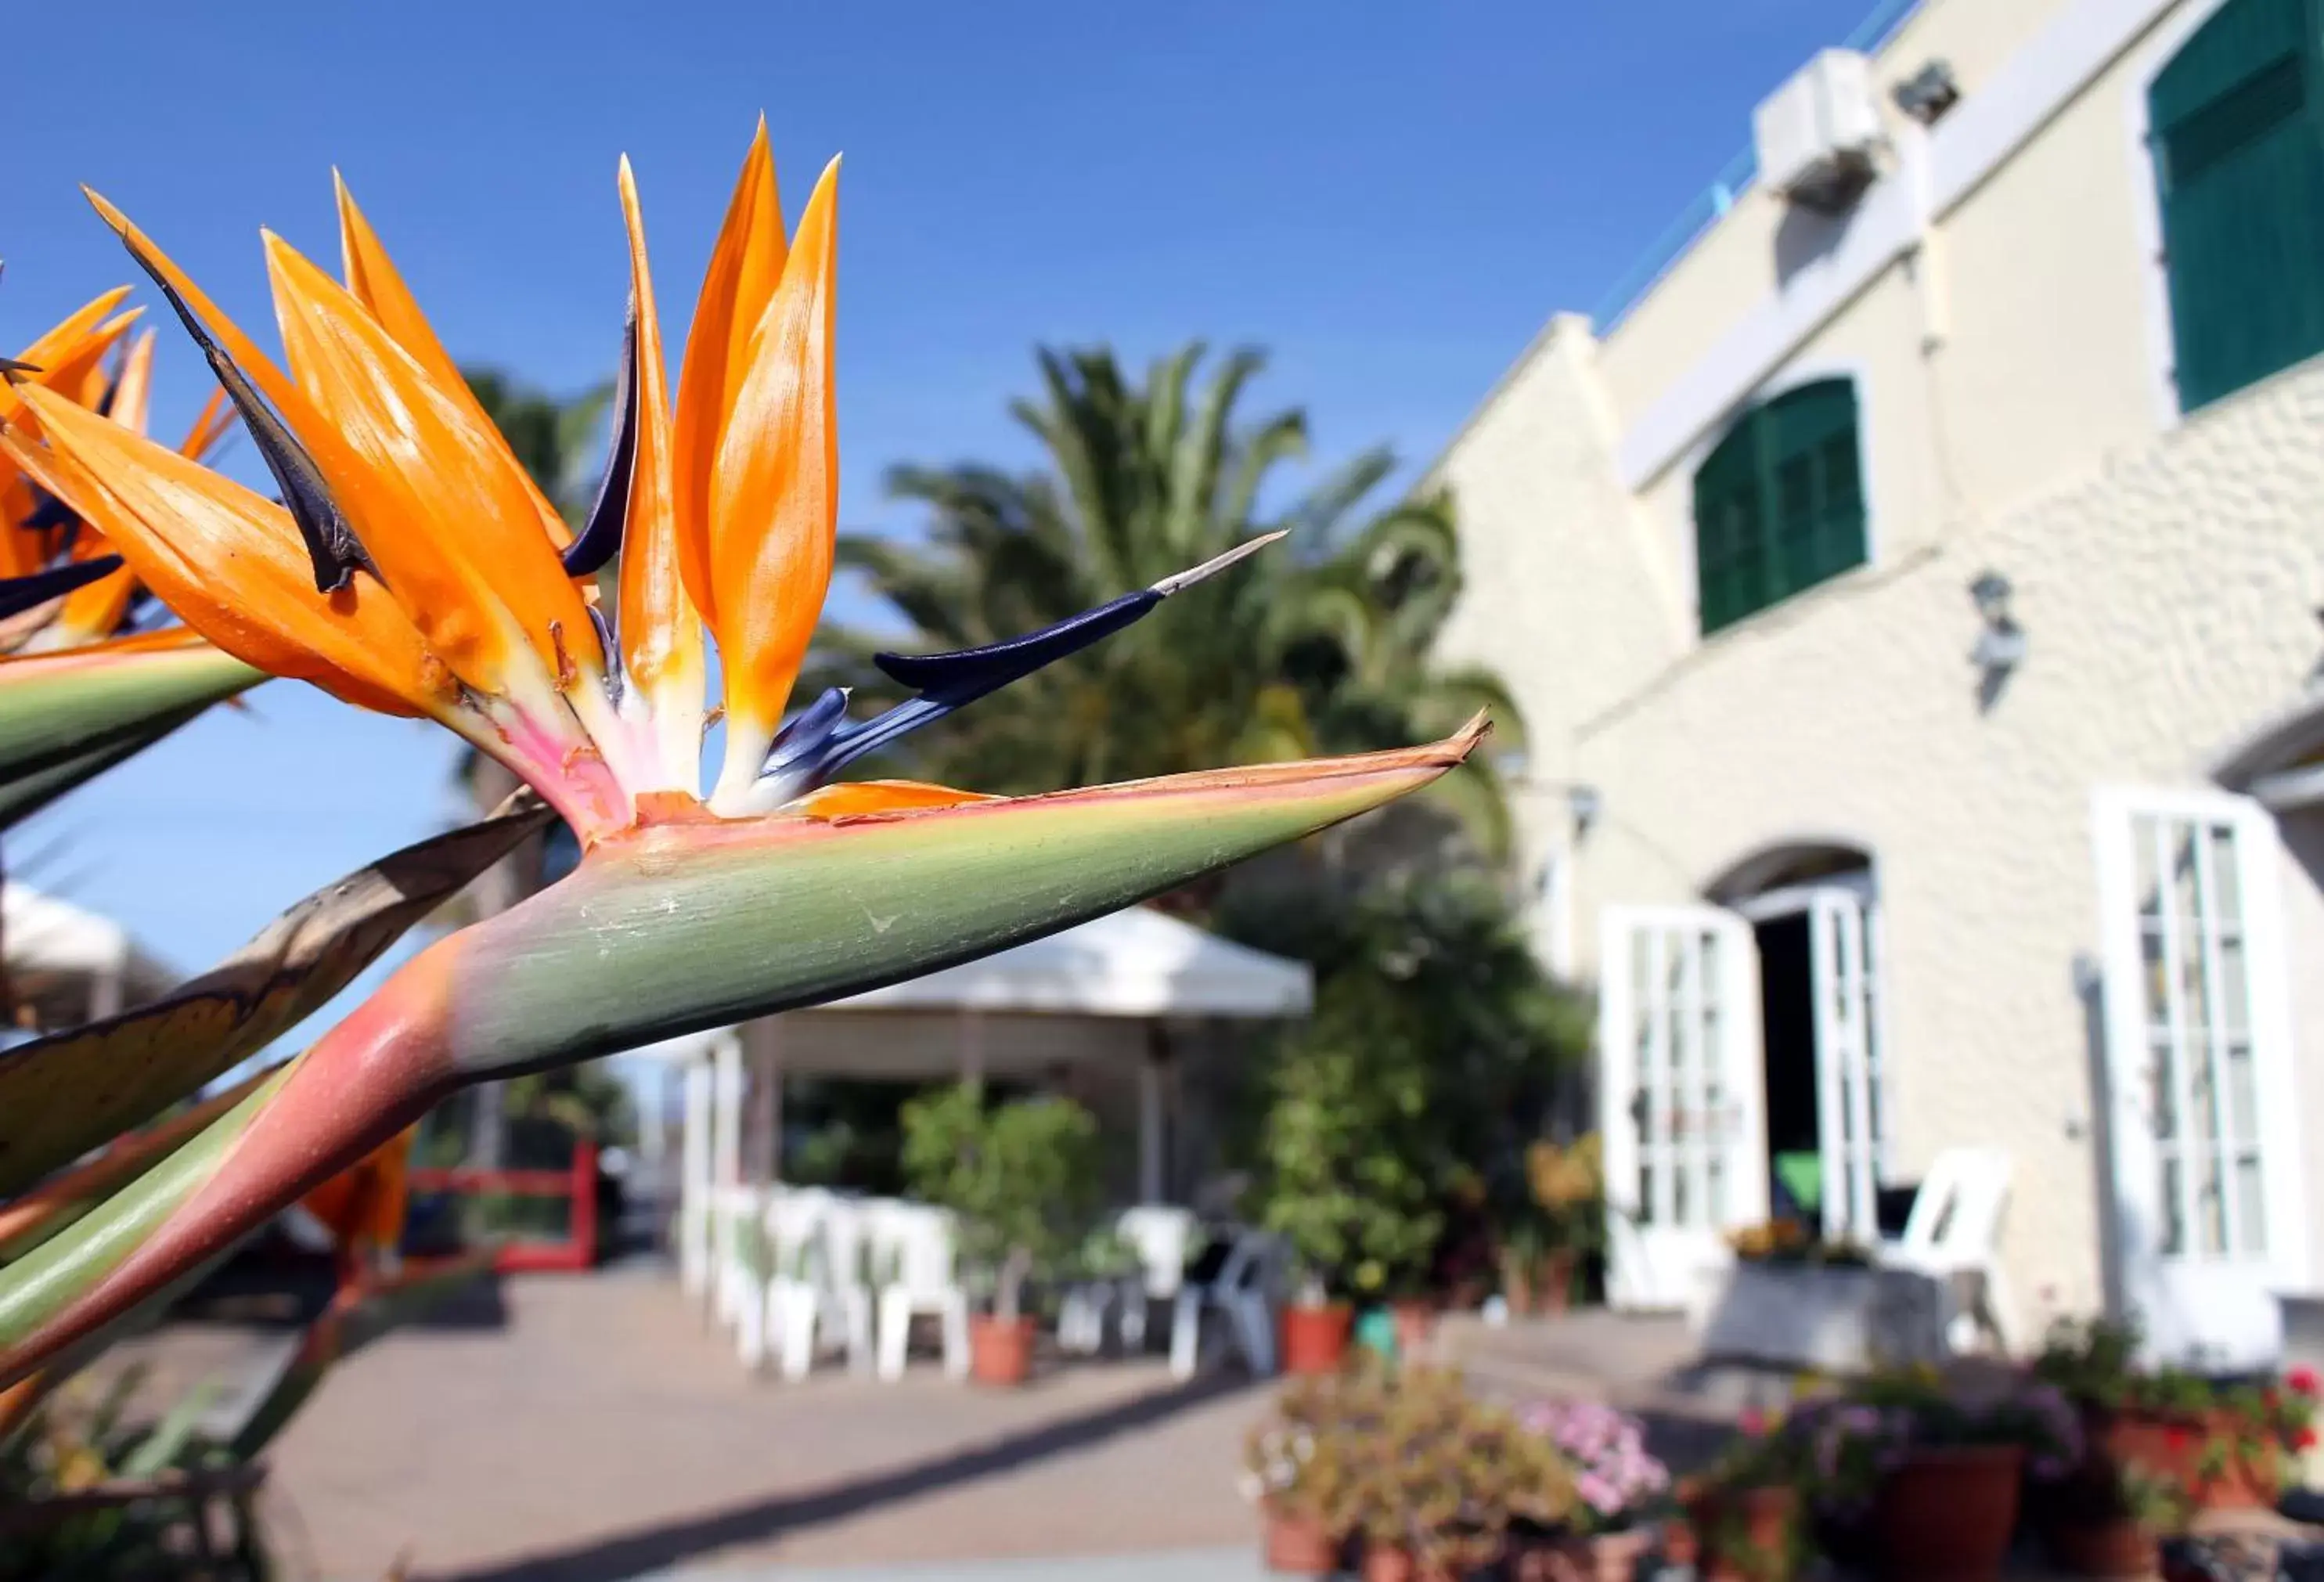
[443,744,1466,1073]
[0,641,259,822]
[0,723,1481,1387]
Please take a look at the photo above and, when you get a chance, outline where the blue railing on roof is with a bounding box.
[1587,0,1928,336]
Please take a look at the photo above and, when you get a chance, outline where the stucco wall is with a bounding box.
[1571,361,2324,1324]
[1432,0,2322,1329]
[1594,0,2073,433]
[1430,315,1689,896]
[1927,0,2187,518]
[1634,262,1955,593]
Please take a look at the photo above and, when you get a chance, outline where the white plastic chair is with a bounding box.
[1056,1280,1113,1356]
[1116,1205,1194,1351]
[1878,1147,2016,1354]
[1058,1205,1194,1357]
[713,1185,775,1365]
[773,1194,874,1379]
[870,1201,969,1380]
[1168,1227,1282,1380]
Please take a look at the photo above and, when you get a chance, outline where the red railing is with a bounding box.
[408,1139,598,1274]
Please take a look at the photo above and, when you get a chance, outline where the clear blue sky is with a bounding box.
[2,0,1875,1009]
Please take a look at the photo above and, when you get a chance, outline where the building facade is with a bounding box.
[1433,0,2324,1364]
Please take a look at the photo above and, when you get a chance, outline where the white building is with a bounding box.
[1432,0,2324,1364]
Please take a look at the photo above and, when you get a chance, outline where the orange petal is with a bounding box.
[83,192,391,534]
[672,118,788,627]
[41,310,145,411]
[790,779,999,820]
[109,329,156,436]
[333,173,571,549]
[178,388,236,463]
[0,477,41,579]
[0,289,136,427]
[261,232,594,701]
[8,287,131,373]
[53,545,136,647]
[612,157,707,786]
[9,387,438,717]
[708,156,839,796]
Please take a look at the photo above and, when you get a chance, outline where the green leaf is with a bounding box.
[0,1065,278,1263]
[0,638,259,826]
[0,795,552,1196]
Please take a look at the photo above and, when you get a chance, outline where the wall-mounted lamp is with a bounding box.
[1566,784,1602,840]
[1969,570,2027,674]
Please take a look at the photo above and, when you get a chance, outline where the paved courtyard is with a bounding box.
[243,1267,1273,1582]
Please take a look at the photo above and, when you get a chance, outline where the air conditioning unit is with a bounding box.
[1754,49,1884,211]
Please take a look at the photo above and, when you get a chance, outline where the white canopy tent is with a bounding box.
[2,882,175,1029]
[636,908,1311,1288]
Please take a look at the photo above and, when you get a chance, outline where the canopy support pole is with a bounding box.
[959,1008,985,1088]
[1139,1023,1170,1205]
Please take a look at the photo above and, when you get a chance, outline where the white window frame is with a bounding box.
[2092,784,2309,1361]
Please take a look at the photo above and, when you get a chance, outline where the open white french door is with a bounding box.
[2094,787,2309,1368]
[1809,885,1889,1243]
[1600,907,1768,1310]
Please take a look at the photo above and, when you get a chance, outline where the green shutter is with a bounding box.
[1692,414,1767,634]
[2151,0,2324,411]
[1692,379,1866,635]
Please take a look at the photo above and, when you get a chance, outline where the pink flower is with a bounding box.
[1738,1406,1769,1436]
[1576,1472,1621,1514]
[2289,1365,2320,1400]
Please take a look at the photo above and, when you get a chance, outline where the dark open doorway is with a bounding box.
[1756,913,1821,1223]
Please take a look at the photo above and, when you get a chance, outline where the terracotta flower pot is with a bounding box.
[1280,1302,1353,1376]
[1537,1249,1580,1317]
[2088,1404,2279,1512]
[1871,1443,2024,1581]
[1674,1482,1794,1582]
[2041,1512,2160,1580]
[1512,1526,1652,1582]
[1359,1544,1461,1582]
[1262,1505,1339,1575]
[967,1313,1036,1386]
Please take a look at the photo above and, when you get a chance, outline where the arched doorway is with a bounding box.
[1710,843,1889,1249]
[1598,840,1888,1311]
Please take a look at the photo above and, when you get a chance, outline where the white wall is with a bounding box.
[1432,0,2324,1325]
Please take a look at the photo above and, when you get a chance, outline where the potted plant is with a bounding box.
[2038,1455,2193,1580]
[899,1083,1101,1387]
[1507,1398,1667,1581]
[1798,1365,2081,1582]
[2031,1317,2322,1515]
[1665,1409,1806,1582]
[1257,1027,1443,1377]
[1243,1374,1355,1576]
[1313,1362,1569,1582]
[1501,1135,1604,1317]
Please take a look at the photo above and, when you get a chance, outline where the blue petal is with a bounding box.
[561,307,638,579]
[0,557,124,621]
[872,588,1158,704]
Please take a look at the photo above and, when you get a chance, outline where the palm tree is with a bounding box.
[809,343,1521,856]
